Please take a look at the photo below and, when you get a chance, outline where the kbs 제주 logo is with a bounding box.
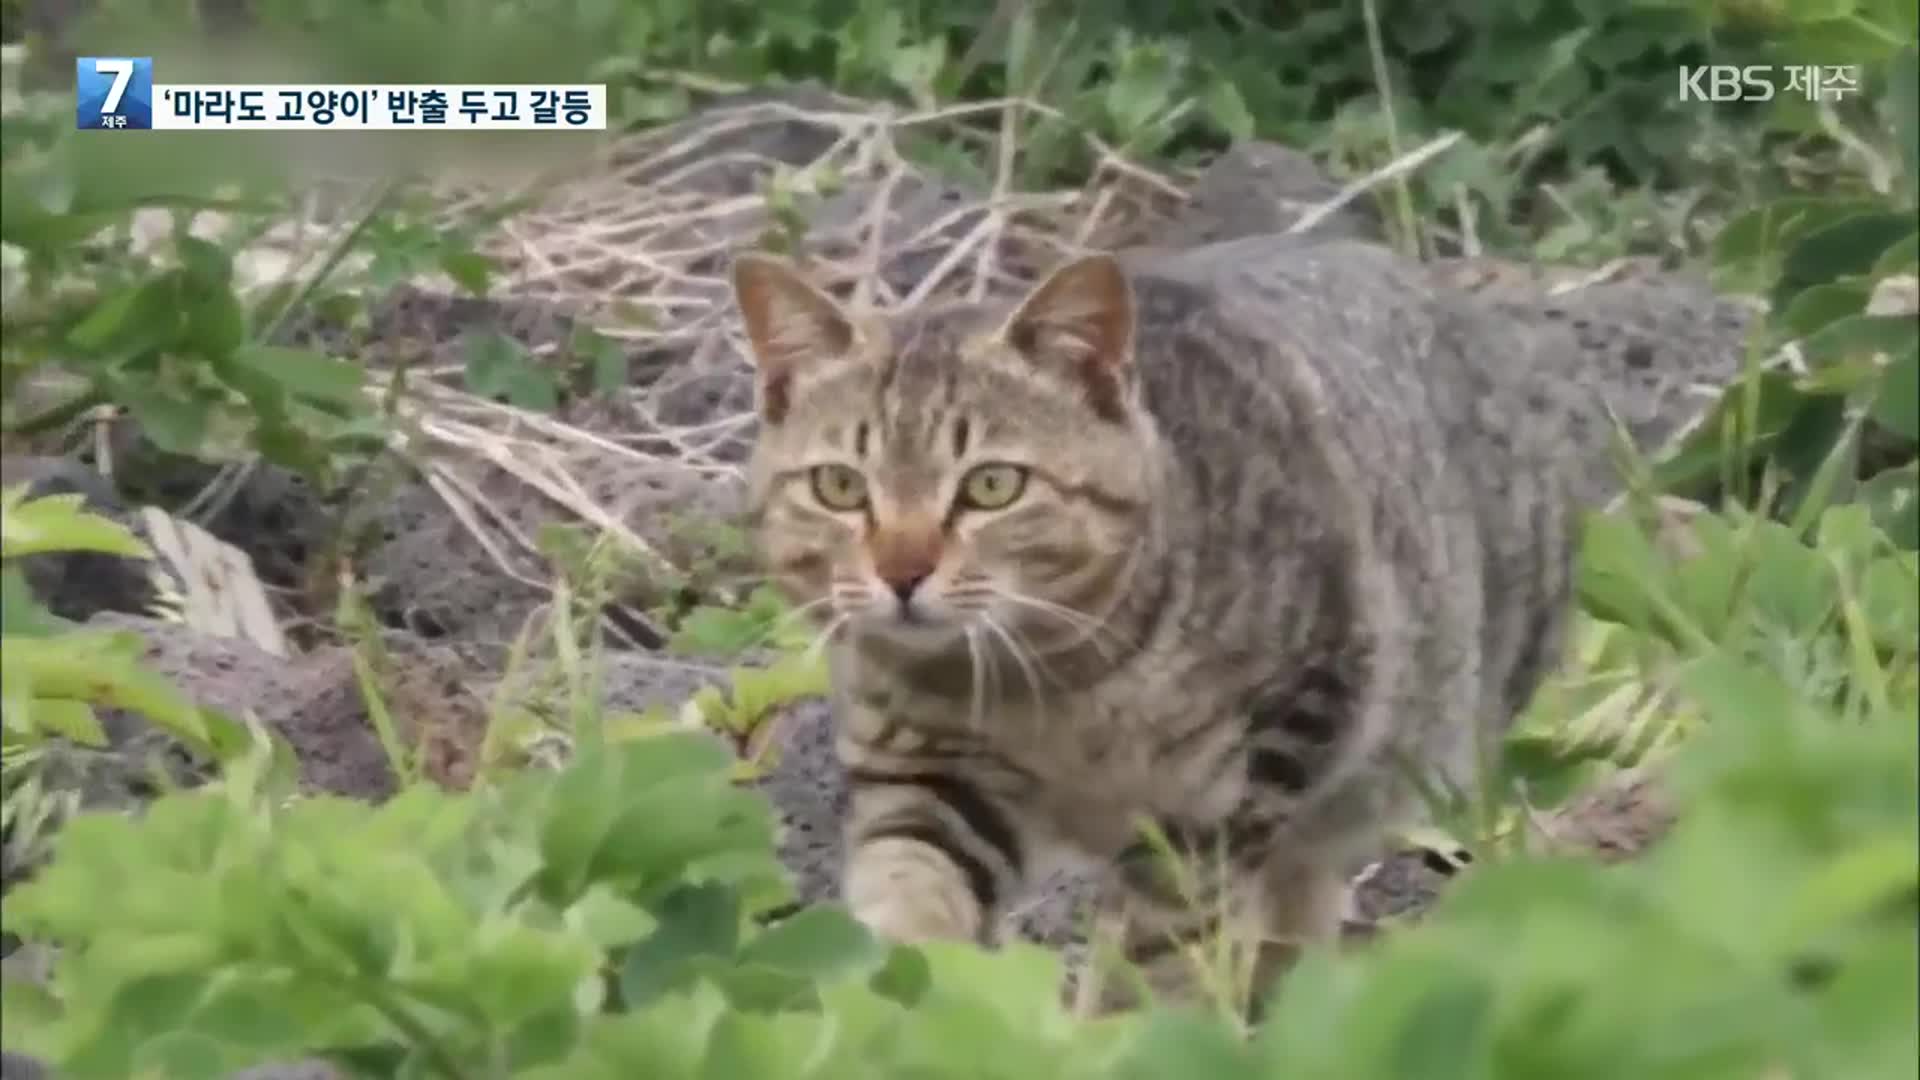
[76,56,154,129]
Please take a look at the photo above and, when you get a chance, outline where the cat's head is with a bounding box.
[729,252,1161,656]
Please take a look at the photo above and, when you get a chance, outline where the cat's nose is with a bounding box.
[884,571,929,605]
[870,520,942,610]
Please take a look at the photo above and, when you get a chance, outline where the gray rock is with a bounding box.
[1145,141,1381,248]
[593,651,734,715]
[357,478,553,648]
[0,1051,49,1080]
[85,613,399,801]
[359,459,748,656]
[1349,849,1456,923]
[2,615,427,897]
[1520,279,1754,456]
[751,698,849,906]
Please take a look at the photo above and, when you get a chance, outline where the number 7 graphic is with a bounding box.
[94,58,134,112]
[75,56,153,129]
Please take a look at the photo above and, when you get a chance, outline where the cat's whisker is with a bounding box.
[984,586,1129,657]
[799,613,851,666]
[827,581,874,615]
[977,612,1049,710]
[964,624,989,733]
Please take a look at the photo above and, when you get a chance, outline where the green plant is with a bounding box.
[2,46,521,507]
[0,486,243,761]
[1654,43,1920,546]
[4,501,1913,1078]
[0,80,369,478]
[0,731,800,1078]
[663,652,831,778]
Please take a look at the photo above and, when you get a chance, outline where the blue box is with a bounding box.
[75,56,153,130]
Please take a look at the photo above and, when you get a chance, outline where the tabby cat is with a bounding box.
[729,235,1581,1004]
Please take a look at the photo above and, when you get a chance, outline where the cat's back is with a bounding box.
[1121,234,1579,497]
[1117,237,1487,529]
[1115,235,1583,785]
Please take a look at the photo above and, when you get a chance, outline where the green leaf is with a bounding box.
[502,1004,585,1072]
[705,963,817,1013]
[1871,343,1919,442]
[1798,314,1918,369]
[1873,231,1918,278]
[619,881,741,1007]
[464,330,559,412]
[124,389,216,457]
[571,326,628,397]
[181,284,246,362]
[1859,464,1918,549]
[65,275,192,363]
[1103,45,1181,140]
[65,285,148,354]
[1498,728,1622,808]
[1652,371,1841,495]
[670,605,770,657]
[591,778,779,897]
[0,490,151,560]
[1,566,66,637]
[185,978,309,1053]
[230,346,367,407]
[1774,213,1915,310]
[1774,280,1870,339]
[533,745,626,904]
[699,1010,840,1080]
[438,251,495,297]
[0,975,65,1059]
[1891,45,1919,193]
[866,943,931,1007]
[175,235,233,294]
[1713,198,1885,267]
[735,905,884,983]
[0,630,212,750]
[28,699,108,747]
[1121,1008,1258,1079]
[458,924,600,1027]
[887,39,948,107]
[1202,79,1256,142]
[565,887,659,949]
[131,1030,234,1079]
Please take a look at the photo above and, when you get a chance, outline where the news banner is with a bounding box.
[75,56,608,131]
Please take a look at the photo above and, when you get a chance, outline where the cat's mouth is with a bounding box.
[843,588,972,649]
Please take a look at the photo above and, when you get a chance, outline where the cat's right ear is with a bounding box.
[730,253,855,423]
[1000,253,1135,424]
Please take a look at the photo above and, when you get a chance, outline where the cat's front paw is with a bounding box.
[844,837,987,944]
[851,891,980,944]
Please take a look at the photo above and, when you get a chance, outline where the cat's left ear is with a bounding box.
[1001,253,1135,422]
[731,252,856,423]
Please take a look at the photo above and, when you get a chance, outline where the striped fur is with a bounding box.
[729,237,1583,1006]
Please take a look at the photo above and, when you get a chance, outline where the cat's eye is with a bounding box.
[809,463,869,510]
[957,463,1028,511]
